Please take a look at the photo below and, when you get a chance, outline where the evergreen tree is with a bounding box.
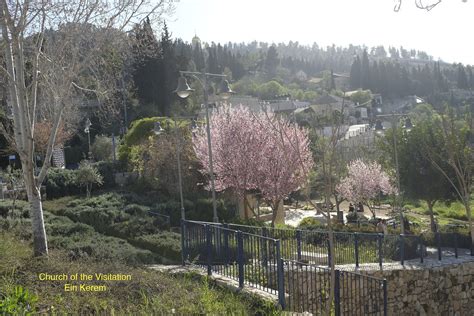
[330,69,336,90]
[457,63,469,89]
[361,50,370,90]
[349,56,361,89]
[131,17,163,114]
[265,45,279,78]
[159,22,178,116]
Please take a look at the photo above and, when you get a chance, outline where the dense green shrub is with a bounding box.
[44,214,95,236]
[0,200,30,219]
[118,117,172,163]
[45,168,80,199]
[48,233,155,264]
[40,211,156,264]
[155,198,235,226]
[92,161,119,189]
[124,203,149,216]
[91,135,114,162]
[131,232,182,263]
[298,217,326,229]
[110,217,168,238]
[154,200,194,226]
[53,193,176,261]
[346,211,368,223]
[190,198,235,222]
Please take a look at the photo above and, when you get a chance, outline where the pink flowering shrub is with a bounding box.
[336,159,395,217]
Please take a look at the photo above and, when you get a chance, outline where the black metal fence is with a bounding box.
[283,260,387,316]
[181,220,390,314]
[224,223,472,267]
[338,269,387,315]
[182,220,284,299]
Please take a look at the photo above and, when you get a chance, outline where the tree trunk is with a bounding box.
[271,201,278,228]
[326,210,335,316]
[367,204,376,219]
[25,178,48,256]
[426,200,437,232]
[334,194,343,223]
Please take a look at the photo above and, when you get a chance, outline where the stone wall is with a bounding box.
[363,262,474,315]
[284,261,474,315]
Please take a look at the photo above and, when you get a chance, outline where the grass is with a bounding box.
[404,199,472,229]
[0,231,279,315]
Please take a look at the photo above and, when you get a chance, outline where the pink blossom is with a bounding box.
[193,105,314,209]
[336,159,396,207]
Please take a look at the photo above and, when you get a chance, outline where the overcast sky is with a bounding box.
[167,0,473,65]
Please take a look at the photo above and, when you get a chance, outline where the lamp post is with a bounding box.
[84,118,92,160]
[174,71,233,223]
[375,113,412,235]
[173,116,197,221]
[154,118,198,222]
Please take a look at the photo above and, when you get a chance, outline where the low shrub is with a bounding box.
[0,200,30,219]
[123,203,149,216]
[346,211,368,224]
[48,233,155,265]
[298,217,325,229]
[44,168,80,199]
[131,232,182,263]
[187,198,235,223]
[110,217,167,238]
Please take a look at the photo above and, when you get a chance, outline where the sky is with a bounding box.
[166,0,474,65]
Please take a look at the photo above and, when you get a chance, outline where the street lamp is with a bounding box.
[84,118,92,160]
[174,71,234,223]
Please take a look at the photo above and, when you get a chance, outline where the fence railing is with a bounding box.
[181,220,390,314]
[147,210,171,227]
[338,269,387,315]
[224,223,473,267]
[182,220,283,297]
[283,259,387,316]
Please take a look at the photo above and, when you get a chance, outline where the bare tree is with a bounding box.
[0,0,173,256]
[394,0,468,12]
[423,108,473,248]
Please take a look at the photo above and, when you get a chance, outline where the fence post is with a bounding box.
[223,224,229,265]
[334,270,341,316]
[378,233,383,268]
[454,233,458,259]
[436,232,442,261]
[296,230,302,261]
[354,233,359,268]
[262,227,268,266]
[206,225,212,276]
[383,279,388,316]
[181,220,186,266]
[276,243,285,309]
[400,234,405,266]
[327,235,332,268]
[237,231,244,288]
[419,236,424,264]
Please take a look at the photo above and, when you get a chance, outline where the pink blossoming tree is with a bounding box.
[336,159,396,218]
[193,105,314,226]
